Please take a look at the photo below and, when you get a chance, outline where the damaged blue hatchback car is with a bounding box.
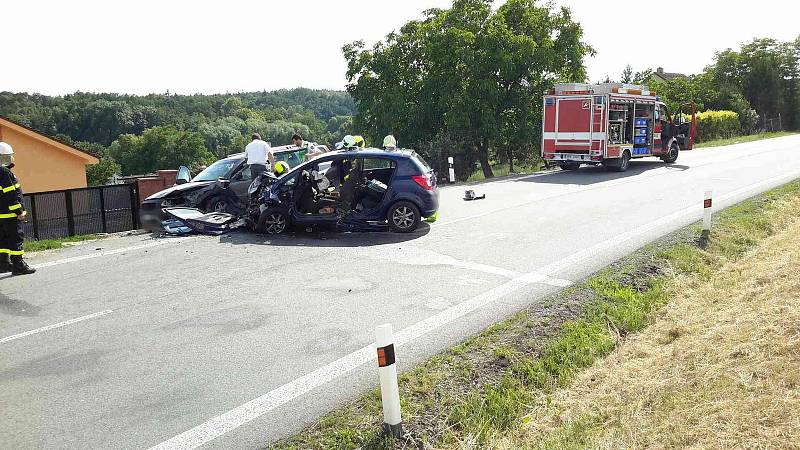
[248,147,439,234]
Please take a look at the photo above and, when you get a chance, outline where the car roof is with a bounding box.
[326,147,415,159]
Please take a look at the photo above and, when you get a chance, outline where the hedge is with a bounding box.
[694,110,740,142]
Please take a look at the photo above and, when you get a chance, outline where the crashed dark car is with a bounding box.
[248,147,439,234]
[139,145,311,230]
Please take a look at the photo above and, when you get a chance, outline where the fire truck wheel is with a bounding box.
[558,162,580,170]
[662,142,679,164]
[605,150,630,172]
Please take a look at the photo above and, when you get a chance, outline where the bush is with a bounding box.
[695,110,740,142]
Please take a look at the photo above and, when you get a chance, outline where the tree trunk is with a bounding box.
[478,138,494,178]
[507,146,514,173]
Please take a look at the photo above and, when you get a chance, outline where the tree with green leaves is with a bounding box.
[344,0,592,179]
[109,126,213,175]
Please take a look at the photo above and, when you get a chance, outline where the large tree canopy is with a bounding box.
[343,0,593,179]
[109,126,214,175]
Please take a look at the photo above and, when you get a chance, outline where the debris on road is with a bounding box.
[463,190,486,201]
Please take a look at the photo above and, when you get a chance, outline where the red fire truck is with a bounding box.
[541,83,696,172]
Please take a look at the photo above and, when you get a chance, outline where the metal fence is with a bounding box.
[21,184,140,241]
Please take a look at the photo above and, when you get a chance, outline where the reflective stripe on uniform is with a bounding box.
[0,248,24,255]
[1,185,15,193]
[0,213,17,219]
[8,203,22,211]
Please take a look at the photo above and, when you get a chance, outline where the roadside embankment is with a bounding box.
[508,187,800,449]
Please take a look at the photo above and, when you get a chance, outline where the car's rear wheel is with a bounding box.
[206,196,232,214]
[257,209,289,235]
[387,201,421,233]
[605,150,631,172]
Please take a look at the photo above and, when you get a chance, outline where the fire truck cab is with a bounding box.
[542,83,696,172]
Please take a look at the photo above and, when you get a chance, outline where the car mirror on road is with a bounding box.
[218,177,231,189]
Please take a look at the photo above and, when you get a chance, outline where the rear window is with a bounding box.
[411,152,432,172]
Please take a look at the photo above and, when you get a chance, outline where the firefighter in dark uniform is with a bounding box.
[0,142,35,275]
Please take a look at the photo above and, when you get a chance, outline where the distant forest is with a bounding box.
[0,89,356,181]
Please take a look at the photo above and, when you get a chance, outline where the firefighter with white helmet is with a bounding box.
[0,142,35,275]
[382,134,397,150]
[335,134,359,150]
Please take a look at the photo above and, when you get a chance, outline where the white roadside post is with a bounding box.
[703,190,713,232]
[448,156,455,183]
[375,323,402,438]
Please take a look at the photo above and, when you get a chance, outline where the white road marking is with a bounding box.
[540,278,574,288]
[366,246,520,278]
[31,237,194,269]
[457,275,490,286]
[0,310,113,344]
[151,171,800,450]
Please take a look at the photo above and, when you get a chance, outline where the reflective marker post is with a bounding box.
[376,324,402,438]
[448,157,455,183]
[703,190,713,232]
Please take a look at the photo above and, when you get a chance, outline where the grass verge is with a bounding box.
[513,192,800,449]
[273,179,800,450]
[694,131,797,149]
[23,234,105,252]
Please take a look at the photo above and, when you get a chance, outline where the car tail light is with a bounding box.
[412,175,433,190]
[543,153,555,159]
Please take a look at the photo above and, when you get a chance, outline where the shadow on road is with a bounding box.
[520,161,689,185]
[218,222,431,248]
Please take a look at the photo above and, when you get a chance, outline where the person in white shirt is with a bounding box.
[245,133,273,178]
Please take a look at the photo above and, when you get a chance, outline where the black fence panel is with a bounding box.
[21,184,139,241]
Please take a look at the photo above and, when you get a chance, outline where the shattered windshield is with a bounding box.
[192,159,238,182]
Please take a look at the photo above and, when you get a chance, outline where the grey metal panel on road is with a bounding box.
[2,135,800,449]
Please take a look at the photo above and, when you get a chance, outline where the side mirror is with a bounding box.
[176,165,191,185]
[218,177,231,189]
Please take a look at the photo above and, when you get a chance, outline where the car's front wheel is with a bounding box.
[257,209,289,235]
[387,201,421,233]
[206,195,233,214]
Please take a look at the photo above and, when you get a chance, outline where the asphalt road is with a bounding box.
[3,135,800,449]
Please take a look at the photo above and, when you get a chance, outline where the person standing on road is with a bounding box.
[245,133,272,179]
[0,142,35,275]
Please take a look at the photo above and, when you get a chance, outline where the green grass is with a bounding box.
[466,162,543,183]
[694,131,797,149]
[23,234,104,252]
[275,179,800,449]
